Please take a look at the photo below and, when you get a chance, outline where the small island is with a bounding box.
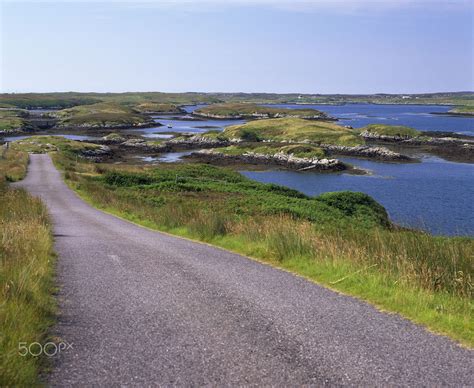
[192,103,331,120]
[48,102,154,129]
[131,102,185,115]
[446,106,474,116]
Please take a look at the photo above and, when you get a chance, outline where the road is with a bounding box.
[15,154,473,386]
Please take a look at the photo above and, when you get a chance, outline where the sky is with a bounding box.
[1,0,473,94]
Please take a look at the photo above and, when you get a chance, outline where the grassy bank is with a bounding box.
[57,155,473,346]
[0,152,56,385]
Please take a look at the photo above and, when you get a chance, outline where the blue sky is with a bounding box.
[1,1,473,93]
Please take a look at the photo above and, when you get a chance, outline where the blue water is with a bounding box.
[3,134,99,142]
[133,117,246,136]
[182,104,209,113]
[263,104,474,136]
[242,156,474,236]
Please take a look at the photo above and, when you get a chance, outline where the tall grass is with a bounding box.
[0,185,56,385]
[0,147,28,182]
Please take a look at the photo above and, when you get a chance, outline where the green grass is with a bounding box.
[362,124,421,138]
[50,102,152,128]
[10,135,102,155]
[56,155,473,346]
[131,102,182,114]
[0,110,31,133]
[0,92,220,110]
[0,147,29,182]
[194,103,327,118]
[449,106,474,115]
[222,118,364,146]
[0,152,56,385]
[219,143,326,159]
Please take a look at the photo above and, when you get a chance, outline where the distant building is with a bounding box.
[401,95,412,99]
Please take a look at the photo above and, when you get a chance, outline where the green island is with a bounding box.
[131,102,184,114]
[447,106,474,116]
[217,117,362,145]
[361,124,421,138]
[49,102,153,129]
[193,103,330,119]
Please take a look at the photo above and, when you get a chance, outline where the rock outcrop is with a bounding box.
[166,135,235,149]
[193,149,346,171]
[119,139,169,152]
[193,111,331,120]
[79,145,112,162]
[321,144,411,161]
[360,130,414,142]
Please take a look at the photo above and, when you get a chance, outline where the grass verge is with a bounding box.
[0,151,57,385]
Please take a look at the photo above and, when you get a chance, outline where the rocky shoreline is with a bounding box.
[321,144,412,161]
[192,111,332,120]
[54,121,157,130]
[360,130,474,146]
[192,149,347,171]
[100,134,412,162]
[431,111,474,118]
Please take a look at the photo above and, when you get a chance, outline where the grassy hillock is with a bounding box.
[51,102,152,128]
[194,103,329,119]
[131,102,183,114]
[219,144,326,159]
[222,118,363,146]
[55,154,474,345]
[0,110,32,133]
[362,124,421,138]
[0,149,56,385]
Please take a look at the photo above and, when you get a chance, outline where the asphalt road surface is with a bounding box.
[15,154,473,386]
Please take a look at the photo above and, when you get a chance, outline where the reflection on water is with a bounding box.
[242,155,474,236]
